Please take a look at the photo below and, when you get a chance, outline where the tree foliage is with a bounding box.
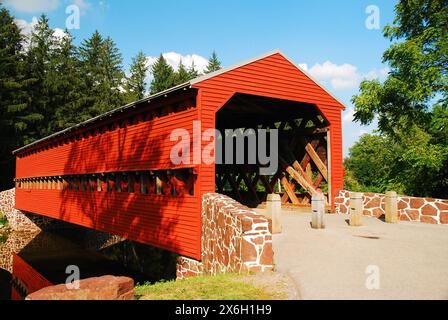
[124,50,148,103]
[348,0,448,197]
[205,50,222,74]
[0,6,31,190]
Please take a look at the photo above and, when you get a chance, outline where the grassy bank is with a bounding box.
[0,211,9,244]
[135,273,285,300]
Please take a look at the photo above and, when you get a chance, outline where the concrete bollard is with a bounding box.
[349,192,363,227]
[311,192,325,229]
[385,191,398,223]
[267,193,282,234]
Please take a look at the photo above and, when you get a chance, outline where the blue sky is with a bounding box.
[3,0,399,156]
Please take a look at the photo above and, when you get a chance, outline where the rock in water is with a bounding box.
[26,275,134,300]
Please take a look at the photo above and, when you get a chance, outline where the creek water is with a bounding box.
[0,229,175,300]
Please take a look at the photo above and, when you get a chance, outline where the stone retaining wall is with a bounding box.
[176,193,274,279]
[334,190,448,225]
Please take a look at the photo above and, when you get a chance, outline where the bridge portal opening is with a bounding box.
[215,93,331,208]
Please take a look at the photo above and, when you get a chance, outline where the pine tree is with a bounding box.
[78,30,104,116]
[187,61,199,79]
[205,50,221,74]
[25,14,56,139]
[150,54,175,94]
[124,50,148,103]
[100,37,125,110]
[0,5,31,190]
[78,31,125,116]
[173,59,190,85]
[52,31,85,130]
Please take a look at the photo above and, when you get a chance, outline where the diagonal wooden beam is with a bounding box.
[281,176,300,204]
[305,143,328,181]
[280,156,317,195]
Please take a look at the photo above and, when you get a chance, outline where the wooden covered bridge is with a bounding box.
[13,50,345,261]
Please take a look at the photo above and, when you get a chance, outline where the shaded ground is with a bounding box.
[269,211,448,300]
[136,272,297,300]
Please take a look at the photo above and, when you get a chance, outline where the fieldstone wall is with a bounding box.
[334,190,448,225]
[176,193,274,279]
[176,256,204,279]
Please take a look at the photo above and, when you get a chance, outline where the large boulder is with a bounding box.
[26,275,134,300]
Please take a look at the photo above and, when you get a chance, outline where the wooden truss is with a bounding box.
[215,114,330,207]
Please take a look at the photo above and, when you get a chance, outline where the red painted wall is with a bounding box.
[12,254,53,300]
[193,52,344,203]
[15,107,202,260]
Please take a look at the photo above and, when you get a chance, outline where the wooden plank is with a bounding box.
[281,179,296,202]
[281,177,300,204]
[306,163,313,179]
[280,158,317,195]
[305,143,328,181]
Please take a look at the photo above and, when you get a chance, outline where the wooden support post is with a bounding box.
[267,193,282,234]
[311,192,325,229]
[385,191,398,223]
[349,192,363,227]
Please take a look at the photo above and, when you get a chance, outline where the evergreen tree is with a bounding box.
[78,31,125,116]
[78,30,104,116]
[187,61,199,79]
[150,54,175,94]
[173,59,190,85]
[52,31,85,129]
[0,5,31,190]
[205,50,221,74]
[25,14,56,139]
[100,37,125,109]
[124,50,148,103]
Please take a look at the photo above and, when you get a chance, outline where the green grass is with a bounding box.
[0,211,7,227]
[135,274,276,300]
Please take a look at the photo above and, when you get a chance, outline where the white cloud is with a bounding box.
[15,17,67,47]
[357,129,368,137]
[3,0,60,13]
[304,60,389,91]
[343,107,355,125]
[72,0,90,14]
[15,16,39,37]
[298,63,308,71]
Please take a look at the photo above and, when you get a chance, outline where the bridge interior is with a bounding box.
[215,93,331,208]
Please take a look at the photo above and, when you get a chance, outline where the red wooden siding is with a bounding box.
[16,108,198,178]
[193,52,344,201]
[15,106,202,260]
[12,254,53,300]
[15,189,200,258]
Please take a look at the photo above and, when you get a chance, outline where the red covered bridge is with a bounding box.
[13,50,345,261]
